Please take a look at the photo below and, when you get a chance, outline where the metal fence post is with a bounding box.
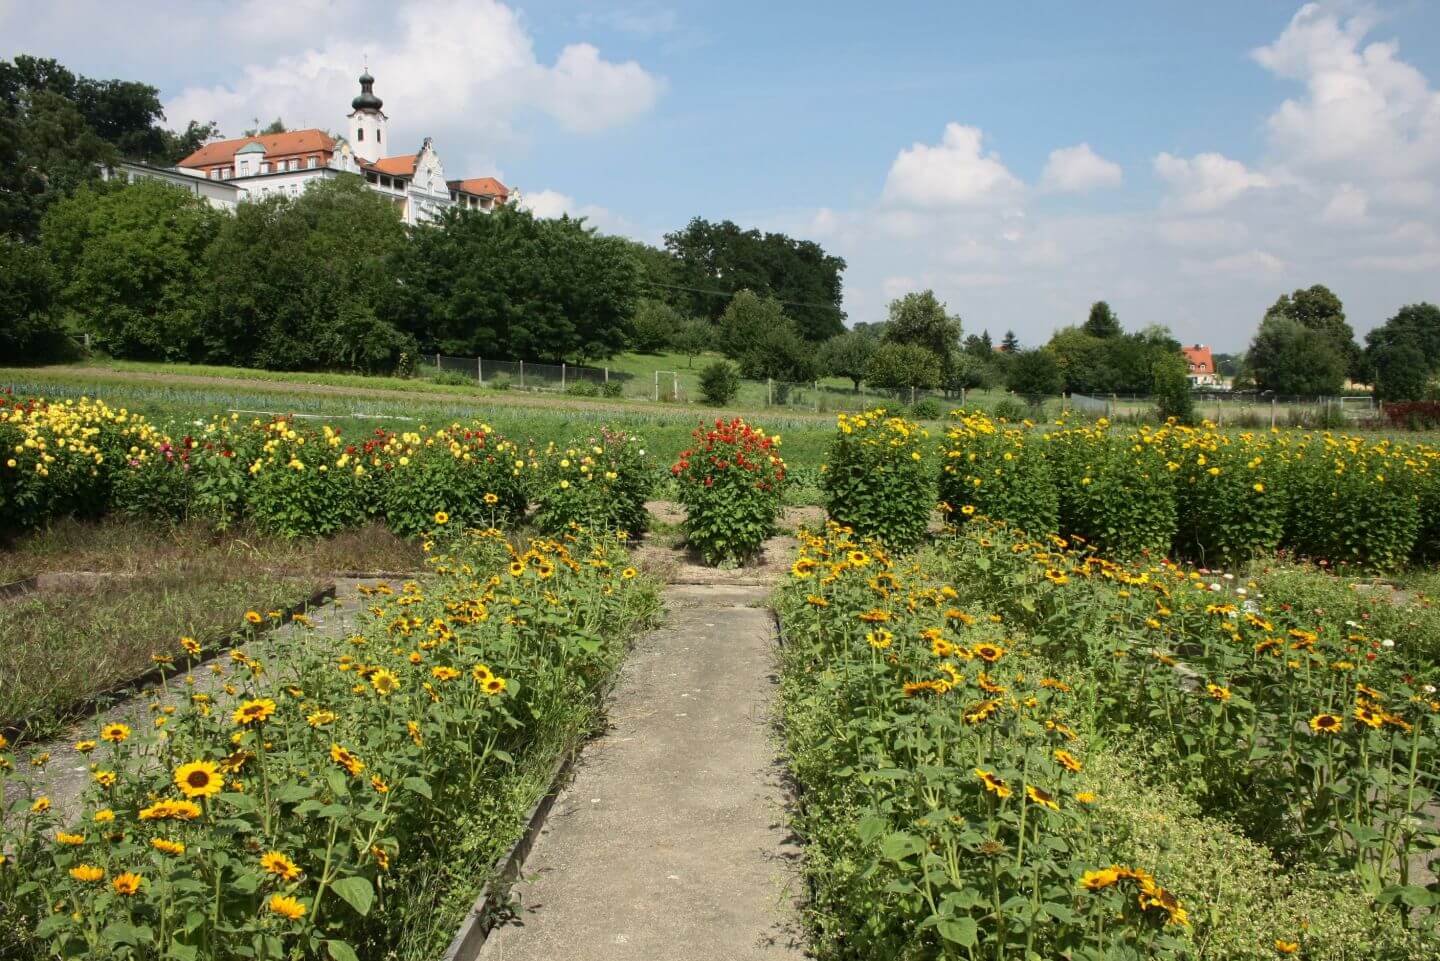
[604,367,609,384]
[673,372,679,402]
[519,360,525,389]
[561,362,567,390]
[477,356,482,383]
[654,371,659,402]
[767,379,773,406]
[435,352,441,370]
[1270,397,1277,429]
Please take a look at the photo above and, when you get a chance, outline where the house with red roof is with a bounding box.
[1181,344,1222,387]
[157,70,511,224]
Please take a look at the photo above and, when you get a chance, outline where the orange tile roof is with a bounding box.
[448,176,510,199]
[368,154,417,177]
[1181,345,1215,375]
[178,129,336,168]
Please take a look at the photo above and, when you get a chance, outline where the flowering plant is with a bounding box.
[822,409,932,549]
[531,428,653,537]
[671,418,786,565]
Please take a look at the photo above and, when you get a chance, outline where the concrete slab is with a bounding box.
[478,585,804,961]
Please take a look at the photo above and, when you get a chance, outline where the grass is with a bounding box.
[0,519,423,733]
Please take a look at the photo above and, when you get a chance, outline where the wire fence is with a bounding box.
[1070,391,1377,426]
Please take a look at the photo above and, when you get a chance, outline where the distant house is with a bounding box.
[1181,344,1223,387]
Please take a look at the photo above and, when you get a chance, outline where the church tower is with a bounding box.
[348,69,387,164]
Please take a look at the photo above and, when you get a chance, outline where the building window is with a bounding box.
[366,171,377,183]
[260,162,270,174]
[357,128,364,141]
[376,128,381,143]
[307,156,317,169]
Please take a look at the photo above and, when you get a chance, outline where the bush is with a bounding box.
[698,360,740,406]
[367,425,527,538]
[1048,422,1177,558]
[906,397,942,420]
[429,370,476,388]
[1168,427,1288,564]
[530,430,653,537]
[488,377,512,391]
[600,381,623,399]
[243,423,368,538]
[822,409,932,549]
[990,397,1029,422]
[939,410,1058,535]
[564,380,599,397]
[1284,435,1420,570]
[671,418,787,564]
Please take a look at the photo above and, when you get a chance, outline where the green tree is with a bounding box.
[664,217,846,340]
[1000,330,1020,352]
[1246,315,1346,396]
[1006,349,1064,405]
[670,318,712,368]
[1152,352,1195,424]
[1082,300,1122,339]
[819,329,877,391]
[0,237,72,362]
[865,342,942,392]
[1371,342,1430,402]
[1366,302,1440,395]
[41,179,223,360]
[716,289,787,358]
[627,298,684,353]
[244,118,287,136]
[945,352,998,391]
[738,321,817,384]
[204,177,411,371]
[1264,284,1361,379]
[963,330,993,357]
[882,290,962,374]
[391,204,641,362]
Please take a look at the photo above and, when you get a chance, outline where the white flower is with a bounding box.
[1223,573,1234,581]
[1235,588,1247,597]
[1424,685,1436,695]
[1209,583,1222,592]
[1381,639,1394,649]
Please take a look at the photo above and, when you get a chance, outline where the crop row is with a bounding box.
[776,520,1438,960]
[0,523,660,960]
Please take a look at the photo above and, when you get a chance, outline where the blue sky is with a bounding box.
[4,0,1438,350]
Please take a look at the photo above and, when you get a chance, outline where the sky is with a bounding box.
[3,0,1438,352]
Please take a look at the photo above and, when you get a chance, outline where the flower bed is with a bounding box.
[0,524,659,960]
[1,394,654,542]
[776,519,1437,959]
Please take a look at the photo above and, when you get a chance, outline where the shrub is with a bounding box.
[1168,427,1288,564]
[822,409,932,549]
[906,397,942,420]
[429,370,476,388]
[530,429,653,537]
[366,425,527,538]
[671,418,786,565]
[990,397,1029,422]
[698,360,740,406]
[939,410,1058,535]
[600,381,623,399]
[1047,422,1177,558]
[1284,434,1420,570]
[564,380,599,397]
[244,422,368,538]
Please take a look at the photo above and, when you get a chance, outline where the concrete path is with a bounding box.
[478,582,805,961]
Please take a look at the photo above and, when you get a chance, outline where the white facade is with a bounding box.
[102,161,241,211]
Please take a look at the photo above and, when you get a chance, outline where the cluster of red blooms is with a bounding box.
[671,418,785,490]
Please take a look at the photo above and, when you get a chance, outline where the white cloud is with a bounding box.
[1321,183,1368,223]
[225,0,355,44]
[164,0,663,146]
[1040,143,1122,193]
[1252,3,1440,187]
[1154,217,1252,249]
[1352,250,1440,272]
[1183,249,1286,277]
[1154,151,1272,211]
[882,123,1023,208]
[578,5,679,37]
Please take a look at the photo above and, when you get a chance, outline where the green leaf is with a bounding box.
[937,917,978,946]
[329,876,374,917]
[168,940,199,961]
[401,776,432,799]
[856,814,886,845]
[880,832,924,862]
[326,940,361,961]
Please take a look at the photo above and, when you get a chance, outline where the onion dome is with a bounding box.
[352,71,383,112]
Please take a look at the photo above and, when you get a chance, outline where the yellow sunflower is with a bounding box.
[268,894,306,920]
[174,760,223,799]
[260,850,302,881]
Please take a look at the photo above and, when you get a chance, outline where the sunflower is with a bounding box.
[1274,940,1300,955]
[151,838,186,856]
[370,844,392,871]
[55,831,85,846]
[866,629,893,650]
[69,864,105,883]
[92,809,115,823]
[179,636,202,657]
[31,797,51,813]
[431,666,461,682]
[1205,683,1232,702]
[1080,867,1121,890]
[621,567,638,579]
[962,700,998,724]
[138,799,202,821]
[858,609,891,623]
[245,611,264,625]
[268,894,306,921]
[369,669,401,696]
[508,560,525,577]
[306,710,337,728]
[111,872,143,896]
[977,673,1006,694]
[1044,569,1069,585]
[174,760,223,799]
[847,550,870,567]
[93,770,117,788]
[483,493,500,505]
[330,743,365,777]
[232,698,277,725]
[1355,683,1383,701]
[1308,713,1342,734]
[1074,791,1097,804]
[974,768,1012,798]
[1053,749,1083,773]
[972,643,1004,663]
[1025,785,1061,811]
[260,850,302,881]
[1354,705,1384,729]
[433,511,449,525]
[73,739,97,753]
[483,676,508,696]
[100,723,131,743]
